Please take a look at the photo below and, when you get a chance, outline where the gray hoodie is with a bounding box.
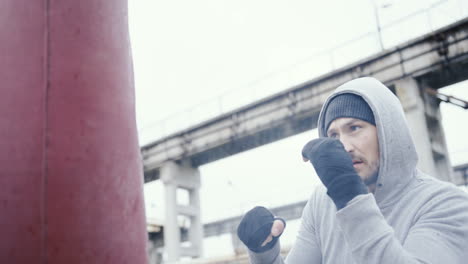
[248,77,468,264]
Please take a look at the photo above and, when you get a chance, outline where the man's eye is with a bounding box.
[329,133,338,139]
[350,125,361,131]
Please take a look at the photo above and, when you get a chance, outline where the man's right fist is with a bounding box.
[301,138,356,186]
[237,206,285,253]
[301,138,368,209]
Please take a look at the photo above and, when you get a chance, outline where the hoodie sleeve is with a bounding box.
[336,192,468,264]
[247,192,322,264]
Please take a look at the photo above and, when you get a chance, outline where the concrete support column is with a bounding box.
[161,164,180,263]
[394,77,453,181]
[420,81,454,182]
[160,160,203,263]
[147,239,163,264]
[188,187,204,255]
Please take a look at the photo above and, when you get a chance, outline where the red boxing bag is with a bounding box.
[0,1,148,263]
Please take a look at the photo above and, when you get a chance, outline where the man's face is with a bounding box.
[326,117,380,186]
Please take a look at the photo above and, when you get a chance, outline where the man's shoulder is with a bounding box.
[415,172,468,196]
[412,172,468,210]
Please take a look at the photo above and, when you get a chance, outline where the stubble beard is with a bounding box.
[350,153,380,186]
[362,161,379,186]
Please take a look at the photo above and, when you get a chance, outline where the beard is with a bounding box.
[351,153,379,186]
[363,170,379,186]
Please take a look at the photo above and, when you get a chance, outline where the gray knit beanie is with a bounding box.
[324,94,375,132]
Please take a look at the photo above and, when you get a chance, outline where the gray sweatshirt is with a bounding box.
[248,77,468,264]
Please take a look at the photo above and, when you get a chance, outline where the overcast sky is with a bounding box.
[128,0,468,259]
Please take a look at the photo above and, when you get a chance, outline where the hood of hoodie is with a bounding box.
[317,77,418,207]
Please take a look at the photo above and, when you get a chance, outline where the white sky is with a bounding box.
[128,0,468,259]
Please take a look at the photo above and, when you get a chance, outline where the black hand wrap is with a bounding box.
[237,206,286,253]
[302,138,368,209]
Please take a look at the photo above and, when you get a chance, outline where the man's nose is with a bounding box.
[339,136,354,153]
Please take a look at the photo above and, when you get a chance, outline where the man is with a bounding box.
[237,77,468,263]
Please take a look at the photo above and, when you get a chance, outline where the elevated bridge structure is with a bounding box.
[143,18,468,263]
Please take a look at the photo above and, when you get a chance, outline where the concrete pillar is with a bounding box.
[161,162,181,263]
[160,160,203,263]
[394,77,453,182]
[188,187,204,255]
[147,239,163,264]
[420,81,454,182]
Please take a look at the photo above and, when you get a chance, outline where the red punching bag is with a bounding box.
[0,1,148,263]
